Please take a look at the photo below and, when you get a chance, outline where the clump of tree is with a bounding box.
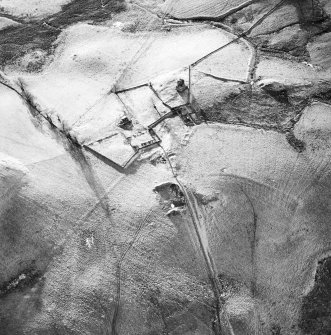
[55,114,81,147]
[17,78,42,118]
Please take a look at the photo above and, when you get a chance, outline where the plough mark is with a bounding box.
[164,0,260,22]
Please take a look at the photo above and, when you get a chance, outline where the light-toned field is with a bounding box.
[163,0,249,19]
[11,24,239,131]
[151,68,190,108]
[72,93,126,144]
[16,24,145,126]
[256,55,324,85]
[176,116,331,333]
[0,0,71,18]
[194,38,253,82]
[0,17,20,30]
[307,32,331,70]
[115,26,236,90]
[0,85,65,166]
[117,86,161,127]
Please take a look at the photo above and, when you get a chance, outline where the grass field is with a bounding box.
[177,121,331,333]
[163,0,252,19]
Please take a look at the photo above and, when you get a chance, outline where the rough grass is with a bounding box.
[0,0,126,68]
[299,257,331,334]
[50,0,126,26]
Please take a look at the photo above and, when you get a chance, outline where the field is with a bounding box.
[115,26,236,90]
[177,118,331,333]
[162,0,251,19]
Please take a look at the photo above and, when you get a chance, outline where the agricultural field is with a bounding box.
[162,0,250,20]
[1,0,331,334]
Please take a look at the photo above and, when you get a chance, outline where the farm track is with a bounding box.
[183,188,236,335]
[158,143,234,335]
[111,208,157,335]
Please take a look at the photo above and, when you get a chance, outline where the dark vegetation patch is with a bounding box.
[259,47,310,63]
[299,256,331,335]
[218,273,243,294]
[17,78,43,118]
[0,0,126,68]
[153,182,186,215]
[285,129,306,152]
[154,183,185,203]
[0,267,42,298]
[49,0,126,27]
[146,290,210,335]
[293,0,329,25]
[293,0,331,47]
[0,24,57,67]
[195,192,218,205]
[312,88,331,104]
[221,0,330,58]
[198,85,307,133]
[270,323,281,335]
[230,319,253,335]
[193,79,313,150]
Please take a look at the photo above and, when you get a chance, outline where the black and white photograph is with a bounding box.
[0,0,330,334]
